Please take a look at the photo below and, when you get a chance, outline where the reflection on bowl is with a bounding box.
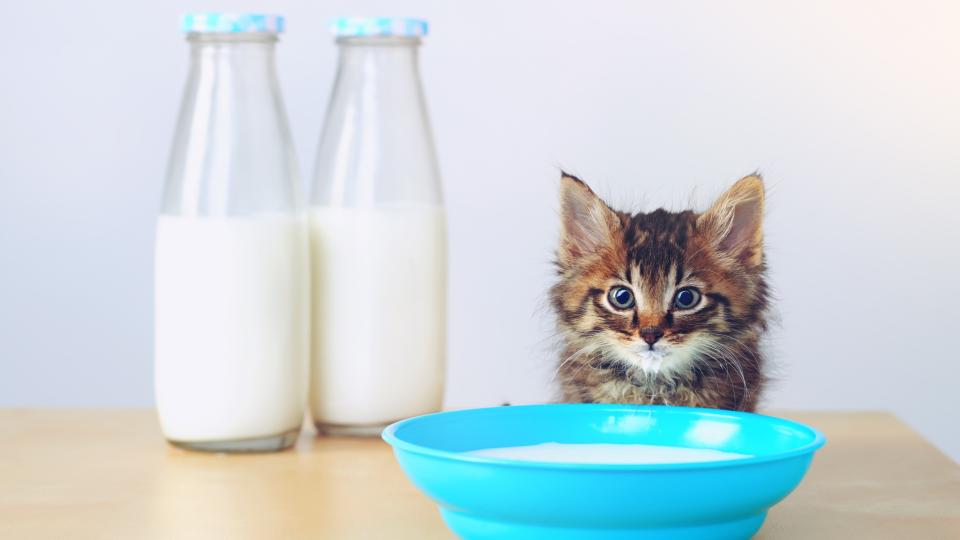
[383,404,825,540]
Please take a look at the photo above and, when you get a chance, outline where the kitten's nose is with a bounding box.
[640,327,664,346]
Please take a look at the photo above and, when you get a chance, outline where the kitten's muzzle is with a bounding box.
[639,327,664,346]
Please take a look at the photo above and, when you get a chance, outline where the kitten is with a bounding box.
[551,172,769,411]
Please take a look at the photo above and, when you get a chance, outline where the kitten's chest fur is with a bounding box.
[557,348,763,411]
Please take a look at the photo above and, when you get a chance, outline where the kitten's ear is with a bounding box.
[558,172,621,267]
[698,174,765,267]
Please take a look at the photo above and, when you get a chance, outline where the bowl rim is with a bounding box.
[382,404,827,471]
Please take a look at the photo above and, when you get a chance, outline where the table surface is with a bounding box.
[1,410,958,539]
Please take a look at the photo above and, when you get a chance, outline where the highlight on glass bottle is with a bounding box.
[309,17,447,435]
[155,13,308,452]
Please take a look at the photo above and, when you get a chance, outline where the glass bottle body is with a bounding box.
[155,31,307,452]
[310,36,446,434]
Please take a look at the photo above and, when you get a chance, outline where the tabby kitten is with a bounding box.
[552,173,769,411]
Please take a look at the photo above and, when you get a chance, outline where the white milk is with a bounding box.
[309,205,446,428]
[467,443,752,464]
[154,214,308,442]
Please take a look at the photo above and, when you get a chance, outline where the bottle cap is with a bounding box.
[182,13,285,33]
[331,17,428,38]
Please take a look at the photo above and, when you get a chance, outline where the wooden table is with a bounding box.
[0,411,958,539]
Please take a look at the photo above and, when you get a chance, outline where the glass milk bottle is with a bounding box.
[155,13,308,452]
[310,17,446,435]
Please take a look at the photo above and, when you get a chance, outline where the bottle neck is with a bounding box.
[164,32,299,216]
[311,35,441,207]
[335,36,422,82]
[187,33,278,79]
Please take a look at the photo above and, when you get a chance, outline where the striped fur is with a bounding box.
[552,173,769,411]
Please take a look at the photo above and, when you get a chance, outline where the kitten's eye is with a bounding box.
[674,287,701,310]
[608,286,635,309]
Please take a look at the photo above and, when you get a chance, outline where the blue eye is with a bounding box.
[674,287,701,310]
[608,286,635,309]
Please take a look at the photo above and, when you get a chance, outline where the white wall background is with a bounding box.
[2,1,958,460]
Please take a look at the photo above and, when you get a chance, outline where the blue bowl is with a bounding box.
[382,404,825,539]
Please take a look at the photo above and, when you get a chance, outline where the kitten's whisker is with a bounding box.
[552,344,594,381]
[697,339,750,407]
[706,332,760,365]
[694,342,735,388]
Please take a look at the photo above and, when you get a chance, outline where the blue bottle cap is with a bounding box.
[182,13,285,33]
[331,17,428,38]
